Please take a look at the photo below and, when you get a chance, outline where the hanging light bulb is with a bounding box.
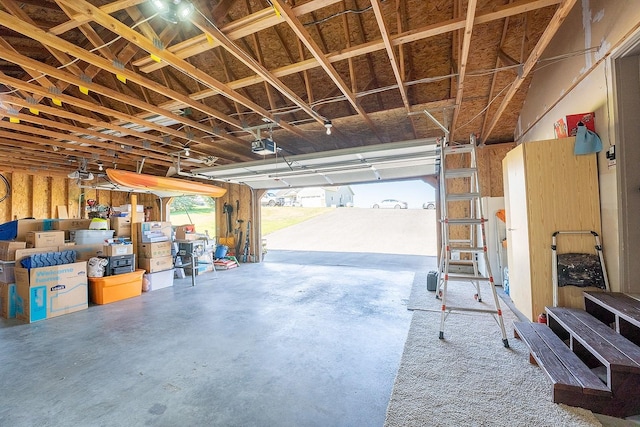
[98,163,103,171]
[324,120,333,136]
[152,0,194,24]
[184,147,190,157]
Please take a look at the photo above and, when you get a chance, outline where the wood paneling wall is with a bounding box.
[477,142,516,197]
[0,171,159,222]
[0,171,259,260]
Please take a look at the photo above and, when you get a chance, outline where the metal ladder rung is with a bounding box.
[445,168,477,178]
[444,306,501,315]
[444,218,484,225]
[442,145,475,154]
[447,259,476,265]
[444,273,490,281]
[446,193,481,201]
[449,246,485,253]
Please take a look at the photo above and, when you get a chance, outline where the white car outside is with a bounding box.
[372,199,408,209]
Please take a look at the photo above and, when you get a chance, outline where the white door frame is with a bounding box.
[611,29,640,293]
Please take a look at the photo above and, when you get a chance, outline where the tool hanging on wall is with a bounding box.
[242,220,251,262]
[223,202,233,237]
[236,219,244,257]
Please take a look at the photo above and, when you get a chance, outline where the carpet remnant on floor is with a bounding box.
[386,278,602,427]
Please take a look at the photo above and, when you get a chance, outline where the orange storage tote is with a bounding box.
[88,269,145,305]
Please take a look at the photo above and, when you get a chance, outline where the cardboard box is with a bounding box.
[0,219,44,241]
[143,269,174,292]
[175,224,196,240]
[48,219,92,241]
[111,217,132,237]
[14,247,63,263]
[0,261,16,283]
[72,244,106,261]
[135,222,172,243]
[0,282,17,318]
[139,256,173,273]
[0,241,27,261]
[25,231,65,248]
[177,234,200,241]
[138,241,173,258]
[566,112,595,137]
[14,262,88,323]
[88,269,144,304]
[50,219,92,231]
[103,244,134,257]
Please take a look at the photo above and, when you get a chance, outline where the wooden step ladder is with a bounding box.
[437,141,509,347]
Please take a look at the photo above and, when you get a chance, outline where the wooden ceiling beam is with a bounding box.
[0,51,219,144]
[0,117,173,167]
[56,0,310,142]
[0,38,58,104]
[483,0,576,141]
[5,111,180,164]
[450,0,478,140]
[0,39,253,151]
[0,70,251,160]
[480,1,514,142]
[134,0,344,73]
[0,144,99,172]
[172,0,562,112]
[3,0,84,78]
[191,14,324,126]
[350,0,385,114]
[0,7,249,138]
[271,0,383,141]
[370,0,417,139]
[4,93,173,150]
[135,0,560,77]
[49,0,147,35]
[0,125,171,170]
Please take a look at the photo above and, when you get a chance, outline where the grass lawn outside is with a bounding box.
[168,206,333,241]
[169,209,216,238]
[261,207,332,235]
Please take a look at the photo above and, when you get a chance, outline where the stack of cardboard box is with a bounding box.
[0,217,149,321]
[135,222,175,291]
[0,241,25,320]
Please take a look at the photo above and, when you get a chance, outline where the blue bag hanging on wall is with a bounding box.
[574,122,602,155]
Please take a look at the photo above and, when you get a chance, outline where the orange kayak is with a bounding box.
[106,169,227,198]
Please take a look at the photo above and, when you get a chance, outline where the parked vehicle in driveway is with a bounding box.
[261,192,280,206]
[423,201,436,209]
[372,199,408,209]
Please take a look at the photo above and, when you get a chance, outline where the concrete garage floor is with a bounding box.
[0,250,434,427]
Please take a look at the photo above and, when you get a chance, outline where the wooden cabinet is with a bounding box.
[502,137,601,321]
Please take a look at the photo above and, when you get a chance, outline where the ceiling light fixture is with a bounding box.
[152,0,195,24]
[324,120,333,136]
[98,163,104,171]
[184,147,190,157]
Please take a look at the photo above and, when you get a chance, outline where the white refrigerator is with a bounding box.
[477,197,508,287]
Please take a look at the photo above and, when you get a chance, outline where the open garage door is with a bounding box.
[260,180,438,257]
[192,138,439,190]
[193,138,440,259]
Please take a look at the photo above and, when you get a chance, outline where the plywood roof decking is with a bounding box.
[0,0,563,180]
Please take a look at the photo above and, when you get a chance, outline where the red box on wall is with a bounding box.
[566,112,595,136]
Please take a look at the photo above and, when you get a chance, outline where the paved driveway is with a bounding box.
[264,208,437,256]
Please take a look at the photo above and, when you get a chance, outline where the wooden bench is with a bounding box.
[513,321,610,409]
[584,291,640,346]
[546,306,640,417]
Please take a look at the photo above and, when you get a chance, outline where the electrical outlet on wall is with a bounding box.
[606,145,616,168]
